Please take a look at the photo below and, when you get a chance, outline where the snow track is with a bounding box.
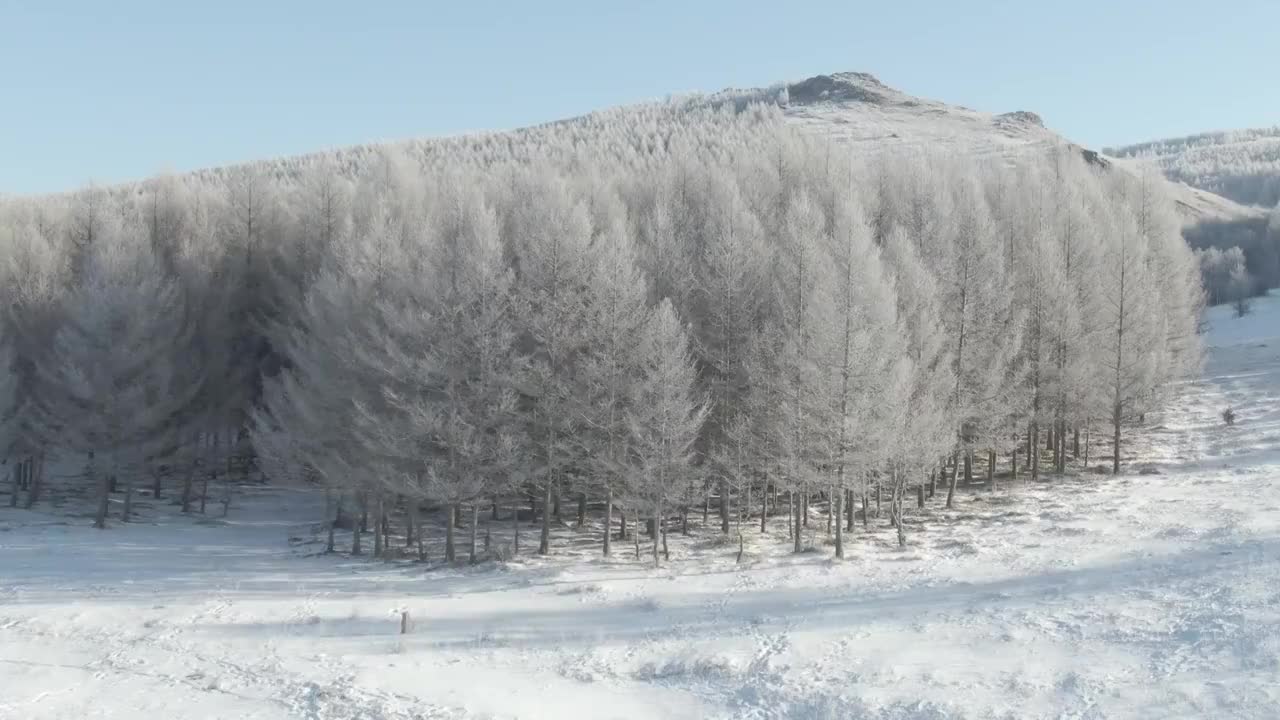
[3,294,1279,719]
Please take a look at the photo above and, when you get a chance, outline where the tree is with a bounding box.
[41,211,195,528]
[626,300,707,567]
[503,171,596,555]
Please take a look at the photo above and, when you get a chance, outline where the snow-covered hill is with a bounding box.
[773,72,1262,226]
[1107,126,1280,209]
[3,293,1279,719]
[39,71,1256,229]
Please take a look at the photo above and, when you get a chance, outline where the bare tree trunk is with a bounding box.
[802,491,809,528]
[24,454,44,509]
[351,494,364,555]
[404,499,415,548]
[895,479,906,548]
[719,478,730,534]
[661,513,669,563]
[1030,425,1040,481]
[511,499,520,557]
[469,503,479,564]
[846,488,854,531]
[917,483,925,509]
[445,503,456,563]
[1084,427,1091,468]
[752,479,762,530]
[988,449,996,491]
[327,493,341,554]
[552,486,561,523]
[1011,442,1018,480]
[945,451,960,509]
[793,490,802,553]
[861,488,869,530]
[538,479,553,555]
[1073,428,1081,459]
[492,497,499,521]
[604,486,613,556]
[122,475,134,523]
[373,496,384,558]
[1112,403,1122,475]
[834,489,844,559]
[576,492,586,529]
[875,481,882,517]
[7,463,17,508]
[93,456,109,529]
[681,506,689,536]
[963,451,973,485]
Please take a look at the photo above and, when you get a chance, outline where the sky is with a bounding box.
[2,0,1278,194]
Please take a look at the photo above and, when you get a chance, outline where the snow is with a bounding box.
[4,295,1280,719]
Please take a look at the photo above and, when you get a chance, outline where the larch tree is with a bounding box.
[626,300,707,567]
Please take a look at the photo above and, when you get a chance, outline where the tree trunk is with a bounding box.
[945,451,960,509]
[963,451,973,485]
[512,499,520,557]
[793,491,802,554]
[576,492,586,529]
[351,494,364,555]
[469,503,479,564]
[834,489,844,559]
[93,458,109,529]
[1084,427,1091,468]
[373,496,384,558]
[988,449,996,491]
[152,467,162,500]
[917,483,925,509]
[328,493,341,554]
[719,478,730,534]
[445,503,456,563]
[846,488,854,531]
[895,481,906,548]
[492,498,500,521]
[1030,424,1040,481]
[538,480,553,555]
[619,510,627,540]
[1011,443,1018,480]
[703,493,709,524]
[760,482,768,533]
[404,500,415,548]
[552,487,561,523]
[200,475,209,514]
[604,486,613,556]
[662,514,669,562]
[1112,403,1122,475]
[802,492,809,528]
[861,488,869,530]
[681,506,689,536]
[25,454,44,509]
[122,475,134,523]
[7,464,17,508]
[875,482,882,517]
[1073,428,1081,459]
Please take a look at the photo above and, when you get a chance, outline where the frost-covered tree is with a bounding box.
[626,300,707,567]
[41,211,195,527]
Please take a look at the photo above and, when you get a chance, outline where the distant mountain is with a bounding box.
[1106,127,1280,209]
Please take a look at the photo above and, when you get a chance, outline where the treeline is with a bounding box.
[0,104,1202,564]
[1186,212,1280,307]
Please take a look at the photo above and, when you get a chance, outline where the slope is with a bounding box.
[1107,126,1280,209]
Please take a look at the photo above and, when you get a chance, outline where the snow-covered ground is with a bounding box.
[3,293,1279,720]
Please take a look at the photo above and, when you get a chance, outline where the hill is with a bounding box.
[75,71,1259,229]
[1106,126,1280,209]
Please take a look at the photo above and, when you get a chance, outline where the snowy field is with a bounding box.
[3,294,1279,720]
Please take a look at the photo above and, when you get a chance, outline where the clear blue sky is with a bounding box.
[3,0,1278,194]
